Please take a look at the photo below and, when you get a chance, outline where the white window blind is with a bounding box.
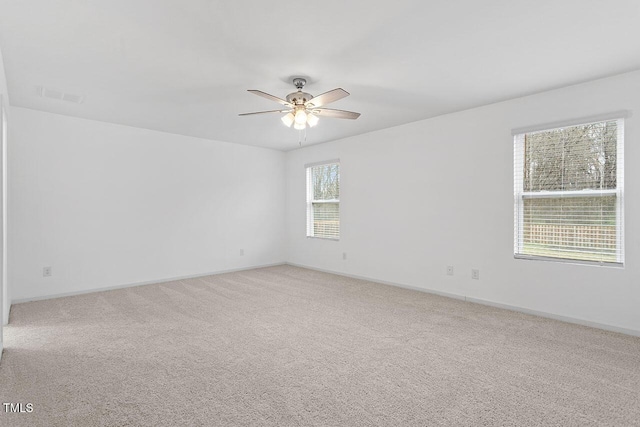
[306,162,340,239]
[514,118,624,265]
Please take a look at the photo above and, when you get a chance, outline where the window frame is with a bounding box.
[513,116,625,266]
[305,160,340,240]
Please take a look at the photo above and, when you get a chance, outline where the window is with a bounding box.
[306,161,340,239]
[514,117,624,265]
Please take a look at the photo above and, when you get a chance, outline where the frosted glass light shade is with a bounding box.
[281,112,294,127]
[294,109,307,125]
[294,122,306,130]
[307,113,319,127]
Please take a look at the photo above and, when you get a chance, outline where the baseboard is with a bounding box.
[286,262,640,338]
[11,262,286,305]
[287,262,469,302]
[464,296,640,337]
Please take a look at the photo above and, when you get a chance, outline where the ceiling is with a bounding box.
[0,0,639,151]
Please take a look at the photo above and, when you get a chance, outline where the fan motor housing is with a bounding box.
[286,91,313,105]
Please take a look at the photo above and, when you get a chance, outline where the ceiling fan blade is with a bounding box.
[312,108,361,119]
[247,90,293,107]
[305,88,349,108]
[239,109,291,116]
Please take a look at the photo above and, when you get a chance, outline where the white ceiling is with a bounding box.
[0,0,639,151]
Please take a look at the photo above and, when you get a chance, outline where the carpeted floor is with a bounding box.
[0,265,639,426]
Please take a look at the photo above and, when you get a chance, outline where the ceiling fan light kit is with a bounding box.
[294,109,307,125]
[281,112,295,127]
[240,77,361,131]
[307,113,319,127]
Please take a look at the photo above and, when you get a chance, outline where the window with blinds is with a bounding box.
[306,162,340,239]
[513,118,624,265]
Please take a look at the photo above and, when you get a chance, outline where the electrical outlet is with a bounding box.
[446,266,454,276]
[472,269,480,280]
[239,249,244,256]
[43,266,52,277]
[342,252,347,260]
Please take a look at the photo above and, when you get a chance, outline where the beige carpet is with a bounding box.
[1,265,639,426]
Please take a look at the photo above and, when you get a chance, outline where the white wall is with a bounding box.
[0,45,9,358]
[285,70,640,334]
[9,107,285,301]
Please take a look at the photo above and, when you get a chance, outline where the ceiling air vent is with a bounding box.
[37,86,84,104]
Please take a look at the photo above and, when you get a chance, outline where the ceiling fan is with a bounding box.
[239,78,360,130]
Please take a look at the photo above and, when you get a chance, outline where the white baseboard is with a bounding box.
[463,296,640,337]
[11,262,286,305]
[286,262,640,338]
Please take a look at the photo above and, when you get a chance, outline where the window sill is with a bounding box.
[306,236,340,241]
[514,254,623,268]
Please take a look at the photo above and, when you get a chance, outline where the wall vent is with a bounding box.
[37,86,84,104]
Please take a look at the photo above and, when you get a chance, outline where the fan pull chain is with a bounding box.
[298,127,307,147]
